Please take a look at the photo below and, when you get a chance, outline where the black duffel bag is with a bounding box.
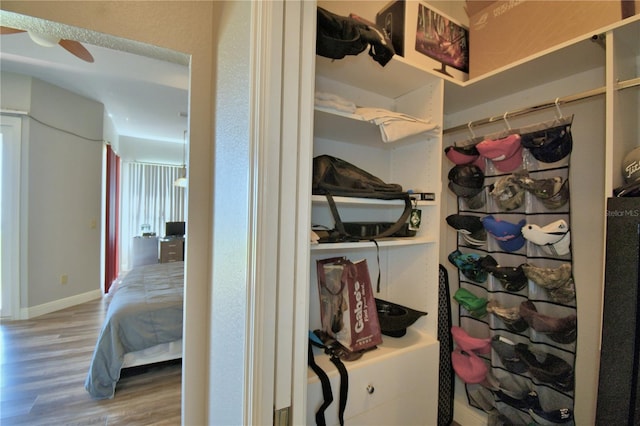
[312,155,412,240]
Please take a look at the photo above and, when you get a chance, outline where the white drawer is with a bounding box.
[307,330,439,425]
[346,386,433,425]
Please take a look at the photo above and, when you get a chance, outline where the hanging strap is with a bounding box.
[371,239,381,293]
[308,341,333,426]
[308,332,350,426]
[329,354,349,426]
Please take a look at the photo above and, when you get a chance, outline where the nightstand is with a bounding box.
[159,238,184,263]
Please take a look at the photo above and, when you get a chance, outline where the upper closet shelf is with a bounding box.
[314,107,439,147]
[315,53,444,100]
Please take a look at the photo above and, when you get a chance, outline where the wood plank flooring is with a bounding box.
[0,298,181,425]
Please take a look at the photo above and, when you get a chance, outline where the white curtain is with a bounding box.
[120,162,185,270]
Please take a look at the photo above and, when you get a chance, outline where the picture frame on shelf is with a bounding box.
[414,3,469,77]
[376,1,469,82]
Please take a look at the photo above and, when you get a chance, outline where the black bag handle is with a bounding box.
[326,192,413,240]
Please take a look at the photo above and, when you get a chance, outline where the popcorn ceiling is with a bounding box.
[0,9,189,66]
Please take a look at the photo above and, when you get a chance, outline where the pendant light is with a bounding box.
[27,30,60,47]
[174,130,187,187]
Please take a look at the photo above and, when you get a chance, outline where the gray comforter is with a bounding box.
[84,261,184,399]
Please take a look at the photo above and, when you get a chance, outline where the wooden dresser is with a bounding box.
[158,238,184,263]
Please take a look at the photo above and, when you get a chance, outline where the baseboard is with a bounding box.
[454,398,488,426]
[21,289,102,319]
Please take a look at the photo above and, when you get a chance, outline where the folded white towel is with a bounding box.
[315,91,353,103]
[378,119,439,143]
[315,98,357,114]
[356,107,439,143]
[314,91,357,113]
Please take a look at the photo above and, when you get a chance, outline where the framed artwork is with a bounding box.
[414,3,469,76]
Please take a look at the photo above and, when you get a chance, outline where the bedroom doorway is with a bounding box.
[0,12,190,295]
[0,7,190,414]
[0,115,21,320]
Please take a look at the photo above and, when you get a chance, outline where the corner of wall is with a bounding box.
[1,72,33,112]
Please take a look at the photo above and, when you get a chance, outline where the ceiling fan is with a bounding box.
[1,25,94,63]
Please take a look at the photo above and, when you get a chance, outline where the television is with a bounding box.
[165,221,185,237]
[414,3,469,77]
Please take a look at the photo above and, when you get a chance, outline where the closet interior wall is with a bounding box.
[441,42,609,426]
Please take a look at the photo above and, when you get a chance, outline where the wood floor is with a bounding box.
[0,298,181,425]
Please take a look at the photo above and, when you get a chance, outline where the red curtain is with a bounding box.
[105,145,120,293]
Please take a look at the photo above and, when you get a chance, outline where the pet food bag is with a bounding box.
[316,257,382,352]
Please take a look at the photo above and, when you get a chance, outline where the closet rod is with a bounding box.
[443,86,605,135]
[618,76,640,91]
[444,76,640,135]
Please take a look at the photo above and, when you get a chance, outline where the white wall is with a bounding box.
[103,111,119,150]
[1,73,104,311]
[118,135,184,165]
[0,72,31,112]
[209,2,252,422]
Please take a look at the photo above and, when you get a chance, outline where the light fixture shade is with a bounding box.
[174,177,187,188]
[27,30,60,47]
[175,131,188,187]
[174,166,187,188]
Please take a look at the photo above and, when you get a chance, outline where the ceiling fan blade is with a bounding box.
[0,26,26,35]
[58,39,94,63]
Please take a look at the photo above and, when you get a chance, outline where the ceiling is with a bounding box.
[0,12,189,144]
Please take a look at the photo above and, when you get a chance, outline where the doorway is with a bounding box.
[0,8,190,417]
[0,14,190,293]
[0,115,21,319]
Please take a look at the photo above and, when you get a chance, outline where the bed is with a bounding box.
[84,261,184,399]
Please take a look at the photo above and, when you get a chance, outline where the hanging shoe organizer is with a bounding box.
[446,114,577,425]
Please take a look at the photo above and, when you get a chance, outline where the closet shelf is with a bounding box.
[316,53,443,100]
[307,328,438,383]
[314,107,438,147]
[311,195,435,207]
[314,107,380,146]
[311,237,435,252]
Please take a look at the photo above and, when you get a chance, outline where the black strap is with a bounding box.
[325,192,412,240]
[326,193,347,237]
[308,342,333,426]
[371,239,381,293]
[308,334,350,426]
[329,355,349,426]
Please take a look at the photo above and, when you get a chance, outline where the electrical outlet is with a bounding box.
[60,274,68,285]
